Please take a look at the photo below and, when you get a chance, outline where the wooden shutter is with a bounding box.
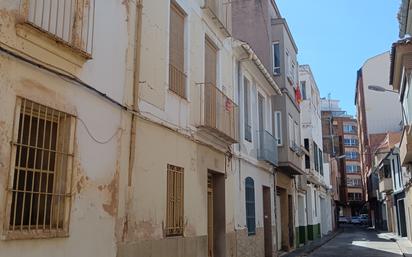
[169,3,186,97]
[205,38,217,86]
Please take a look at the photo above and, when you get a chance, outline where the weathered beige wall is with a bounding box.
[0,1,136,256]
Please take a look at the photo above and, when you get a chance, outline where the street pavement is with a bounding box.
[307,224,404,257]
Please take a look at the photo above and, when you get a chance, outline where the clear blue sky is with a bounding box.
[276,0,401,115]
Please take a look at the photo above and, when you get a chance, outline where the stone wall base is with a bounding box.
[118,236,208,257]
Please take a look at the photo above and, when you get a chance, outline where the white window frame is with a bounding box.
[274,111,283,146]
[288,114,294,147]
[272,42,281,75]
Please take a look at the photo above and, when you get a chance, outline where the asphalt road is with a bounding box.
[308,224,403,257]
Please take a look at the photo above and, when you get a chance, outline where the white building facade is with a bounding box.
[297,65,333,244]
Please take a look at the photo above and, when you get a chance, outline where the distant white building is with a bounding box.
[356,51,402,134]
[296,65,333,244]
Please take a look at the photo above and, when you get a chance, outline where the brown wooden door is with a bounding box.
[208,174,214,257]
[263,186,273,257]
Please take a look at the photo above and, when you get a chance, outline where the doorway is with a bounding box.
[207,171,226,257]
[276,190,282,251]
[398,199,407,237]
[208,174,214,257]
[263,186,273,257]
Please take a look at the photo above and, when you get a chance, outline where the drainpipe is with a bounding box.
[128,0,143,187]
[237,60,242,192]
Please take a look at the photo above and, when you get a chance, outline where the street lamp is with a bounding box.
[367,85,398,94]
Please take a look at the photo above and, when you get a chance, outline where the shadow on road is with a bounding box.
[308,224,403,257]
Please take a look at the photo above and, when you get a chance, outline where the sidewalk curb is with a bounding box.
[299,229,342,257]
[283,229,343,257]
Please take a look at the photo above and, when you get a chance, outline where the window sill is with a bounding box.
[2,229,69,240]
[15,23,90,68]
[168,89,188,102]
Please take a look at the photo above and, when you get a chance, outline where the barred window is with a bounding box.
[166,164,184,236]
[5,98,75,239]
[20,0,95,55]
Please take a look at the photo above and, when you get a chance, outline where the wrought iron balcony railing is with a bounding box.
[20,0,95,56]
[198,83,238,144]
[257,130,278,166]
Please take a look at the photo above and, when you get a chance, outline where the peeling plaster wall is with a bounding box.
[122,0,237,256]
[0,1,134,256]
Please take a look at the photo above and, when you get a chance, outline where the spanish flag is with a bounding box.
[295,84,302,105]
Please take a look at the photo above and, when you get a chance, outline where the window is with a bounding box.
[319,149,323,176]
[272,42,280,75]
[343,124,356,133]
[314,143,319,172]
[344,138,358,146]
[166,164,184,236]
[22,0,95,55]
[5,98,75,238]
[244,77,252,142]
[348,193,362,201]
[347,179,362,187]
[301,81,307,100]
[304,139,310,169]
[169,2,186,98]
[346,152,359,160]
[288,115,294,147]
[346,165,360,173]
[245,177,256,235]
[274,111,282,145]
[294,121,299,147]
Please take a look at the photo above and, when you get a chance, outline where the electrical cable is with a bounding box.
[76,117,122,144]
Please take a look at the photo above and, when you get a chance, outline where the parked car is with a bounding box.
[339,216,349,224]
[359,214,368,225]
[351,216,361,225]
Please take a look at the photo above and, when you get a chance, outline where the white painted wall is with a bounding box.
[361,52,402,134]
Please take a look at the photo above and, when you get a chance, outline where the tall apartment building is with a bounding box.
[388,0,412,242]
[232,0,304,252]
[321,99,363,217]
[355,51,402,228]
[0,1,138,256]
[297,65,332,245]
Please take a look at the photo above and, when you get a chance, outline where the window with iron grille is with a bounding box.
[20,0,95,55]
[245,177,255,235]
[169,1,187,98]
[5,98,75,239]
[166,164,184,236]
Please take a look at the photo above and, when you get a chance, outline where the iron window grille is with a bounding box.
[19,0,95,56]
[4,98,76,239]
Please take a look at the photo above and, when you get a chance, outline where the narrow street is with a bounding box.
[308,225,403,257]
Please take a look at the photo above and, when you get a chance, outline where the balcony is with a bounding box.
[202,0,232,37]
[198,83,239,144]
[400,125,412,165]
[19,0,95,56]
[257,130,278,166]
[379,178,393,193]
